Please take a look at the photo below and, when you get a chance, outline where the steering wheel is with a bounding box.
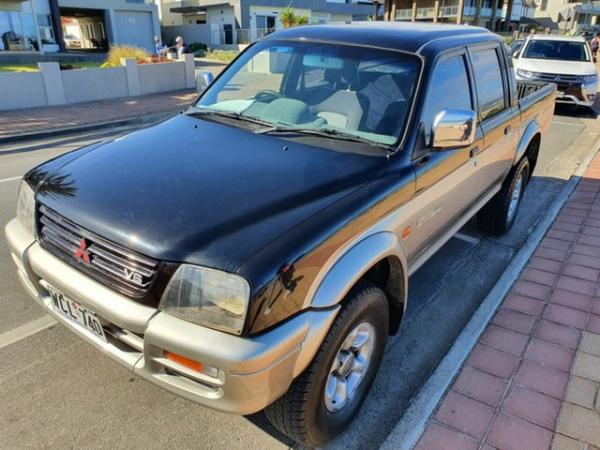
[254,89,281,103]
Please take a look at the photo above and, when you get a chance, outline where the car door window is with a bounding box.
[470,48,506,120]
[421,54,473,145]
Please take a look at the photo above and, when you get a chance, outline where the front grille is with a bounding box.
[38,205,159,297]
[535,72,582,83]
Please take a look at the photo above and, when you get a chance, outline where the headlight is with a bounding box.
[583,74,598,83]
[16,180,36,237]
[516,69,535,79]
[159,265,250,335]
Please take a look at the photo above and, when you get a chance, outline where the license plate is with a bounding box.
[556,91,564,98]
[48,285,107,342]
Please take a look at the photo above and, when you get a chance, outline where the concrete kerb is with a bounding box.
[380,143,600,450]
[0,110,178,148]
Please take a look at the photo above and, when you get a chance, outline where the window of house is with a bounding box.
[469,48,506,120]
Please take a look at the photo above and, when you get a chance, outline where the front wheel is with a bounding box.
[265,282,389,447]
[477,156,530,235]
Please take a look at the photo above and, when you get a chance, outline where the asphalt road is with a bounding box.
[1,106,599,450]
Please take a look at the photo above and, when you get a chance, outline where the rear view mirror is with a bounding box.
[432,109,476,149]
[196,71,214,94]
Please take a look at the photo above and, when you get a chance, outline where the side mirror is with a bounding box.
[196,71,214,94]
[512,50,520,58]
[432,109,476,149]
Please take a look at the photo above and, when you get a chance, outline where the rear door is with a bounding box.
[466,43,519,191]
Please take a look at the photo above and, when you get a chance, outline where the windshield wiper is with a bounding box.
[255,124,390,149]
[185,109,272,127]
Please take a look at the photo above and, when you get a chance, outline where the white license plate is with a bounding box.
[48,285,107,342]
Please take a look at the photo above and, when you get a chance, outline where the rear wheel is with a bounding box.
[477,156,529,235]
[265,283,389,447]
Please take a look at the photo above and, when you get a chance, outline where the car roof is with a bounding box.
[262,22,493,53]
[528,35,587,42]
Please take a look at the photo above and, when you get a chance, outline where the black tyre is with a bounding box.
[477,156,530,235]
[265,282,389,447]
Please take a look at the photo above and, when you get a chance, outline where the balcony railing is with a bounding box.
[393,3,504,21]
[416,6,435,18]
[439,5,459,16]
[395,8,413,19]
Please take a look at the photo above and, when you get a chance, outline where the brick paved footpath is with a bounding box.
[416,152,600,450]
[0,90,198,140]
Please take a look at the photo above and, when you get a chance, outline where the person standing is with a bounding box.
[154,35,167,56]
[591,32,600,57]
[175,36,190,58]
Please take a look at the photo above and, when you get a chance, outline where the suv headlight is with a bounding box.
[583,74,598,84]
[16,180,36,237]
[516,69,535,79]
[159,265,250,335]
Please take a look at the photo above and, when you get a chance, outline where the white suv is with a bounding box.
[514,35,598,108]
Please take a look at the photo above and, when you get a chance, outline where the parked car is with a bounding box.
[63,33,81,48]
[514,35,598,109]
[6,22,555,447]
[509,37,525,57]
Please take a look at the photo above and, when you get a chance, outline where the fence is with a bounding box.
[0,54,196,111]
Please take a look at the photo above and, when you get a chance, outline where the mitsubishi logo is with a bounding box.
[74,238,91,264]
[554,75,561,81]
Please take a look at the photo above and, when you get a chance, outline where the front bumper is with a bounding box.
[515,74,597,107]
[6,217,339,415]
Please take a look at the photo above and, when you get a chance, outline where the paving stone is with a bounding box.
[589,315,600,334]
[434,391,494,440]
[556,276,598,297]
[573,352,600,382]
[453,366,507,408]
[486,413,553,450]
[513,279,553,301]
[563,264,600,283]
[570,253,600,270]
[528,256,566,273]
[525,338,575,373]
[467,344,520,380]
[514,359,569,399]
[481,325,529,356]
[544,304,588,329]
[503,294,546,317]
[522,268,559,287]
[534,320,581,350]
[556,403,600,446]
[502,385,561,430]
[493,309,538,335]
[580,332,600,357]
[415,422,479,450]
[565,376,598,409]
[549,289,593,313]
[551,434,583,450]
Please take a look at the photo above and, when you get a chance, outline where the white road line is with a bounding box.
[453,232,480,245]
[0,176,22,184]
[0,315,56,349]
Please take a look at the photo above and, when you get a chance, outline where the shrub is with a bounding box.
[102,45,150,68]
[279,7,309,28]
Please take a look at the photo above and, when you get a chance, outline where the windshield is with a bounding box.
[194,40,421,147]
[522,40,590,62]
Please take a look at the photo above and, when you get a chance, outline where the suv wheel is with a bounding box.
[264,282,389,447]
[477,156,530,235]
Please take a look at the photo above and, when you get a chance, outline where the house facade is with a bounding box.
[158,0,375,46]
[383,0,536,30]
[0,0,161,53]
[534,0,600,31]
